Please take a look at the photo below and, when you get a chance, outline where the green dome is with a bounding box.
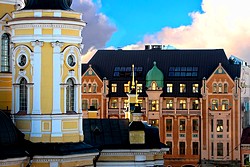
[146,61,164,88]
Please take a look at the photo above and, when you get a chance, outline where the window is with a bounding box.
[193,119,199,132]
[19,78,27,111]
[180,84,186,93]
[123,100,129,109]
[92,99,98,109]
[211,119,214,132]
[218,83,222,93]
[168,66,198,77]
[193,142,199,155]
[217,120,223,132]
[179,142,185,155]
[83,83,87,93]
[217,143,223,156]
[1,33,10,72]
[211,142,214,156]
[211,99,218,110]
[227,142,229,156]
[82,99,88,110]
[66,78,75,112]
[179,119,185,131]
[244,154,250,165]
[222,100,229,110]
[166,119,172,131]
[166,141,172,154]
[213,83,217,93]
[152,82,157,90]
[137,83,142,93]
[124,83,130,93]
[179,100,186,109]
[67,54,76,67]
[192,100,199,109]
[224,83,228,93]
[166,99,173,109]
[111,84,117,92]
[93,83,97,93]
[111,99,117,108]
[227,120,229,132]
[88,83,92,93]
[149,100,159,111]
[192,84,199,93]
[149,119,159,127]
[167,84,173,93]
[18,54,27,67]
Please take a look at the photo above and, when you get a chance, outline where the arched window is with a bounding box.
[151,81,157,90]
[224,83,228,93]
[218,83,222,93]
[88,83,92,93]
[212,83,217,93]
[1,33,10,72]
[93,83,97,93]
[66,78,75,112]
[19,78,27,111]
[83,83,87,93]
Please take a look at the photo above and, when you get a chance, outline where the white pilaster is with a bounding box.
[31,119,42,137]
[51,117,62,137]
[31,40,43,114]
[51,41,64,114]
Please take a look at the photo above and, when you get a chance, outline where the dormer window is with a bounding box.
[213,83,217,93]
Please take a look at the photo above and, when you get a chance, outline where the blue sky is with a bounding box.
[73,0,250,63]
[95,0,203,47]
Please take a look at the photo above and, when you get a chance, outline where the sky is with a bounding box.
[71,0,250,63]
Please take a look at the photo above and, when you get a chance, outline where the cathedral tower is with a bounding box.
[8,0,86,143]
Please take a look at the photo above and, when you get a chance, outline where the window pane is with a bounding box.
[166,119,172,131]
[166,141,172,154]
[19,78,27,112]
[217,143,223,156]
[66,78,74,111]
[179,142,185,155]
[217,120,223,132]
[179,119,185,131]
[193,142,199,155]
[1,33,10,72]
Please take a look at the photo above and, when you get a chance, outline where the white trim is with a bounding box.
[51,42,63,114]
[31,119,42,137]
[34,27,42,35]
[34,11,42,17]
[31,40,43,114]
[12,35,82,44]
[51,119,62,137]
[54,11,61,17]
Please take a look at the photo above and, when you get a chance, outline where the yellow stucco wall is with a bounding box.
[41,43,53,114]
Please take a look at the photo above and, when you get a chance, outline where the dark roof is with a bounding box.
[241,127,250,144]
[82,49,241,97]
[23,0,73,10]
[0,111,27,159]
[0,111,98,160]
[82,119,166,150]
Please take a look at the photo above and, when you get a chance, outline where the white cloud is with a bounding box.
[119,0,250,63]
[71,0,116,63]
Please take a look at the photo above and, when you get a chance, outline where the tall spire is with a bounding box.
[131,64,135,89]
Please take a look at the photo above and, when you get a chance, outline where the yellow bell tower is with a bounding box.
[8,0,86,143]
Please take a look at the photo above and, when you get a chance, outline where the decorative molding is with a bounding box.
[31,40,44,47]
[11,23,83,30]
[51,41,64,48]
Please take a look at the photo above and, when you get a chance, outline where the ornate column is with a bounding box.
[31,40,43,114]
[51,41,64,114]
